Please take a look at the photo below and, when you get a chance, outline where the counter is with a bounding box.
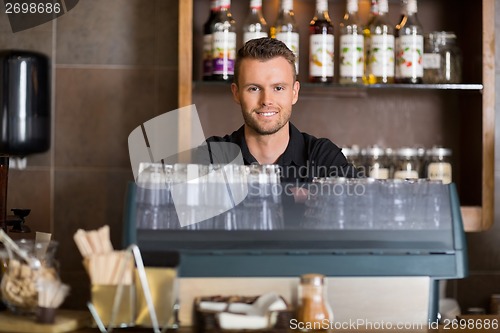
[68,315,500,333]
[0,309,497,333]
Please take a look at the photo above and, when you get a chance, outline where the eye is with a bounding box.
[248,86,260,92]
[275,86,285,91]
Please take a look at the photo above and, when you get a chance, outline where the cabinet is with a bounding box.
[177,0,495,232]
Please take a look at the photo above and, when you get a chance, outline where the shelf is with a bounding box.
[300,83,484,98]
[193,81,483,98]
[461,206,483,232]
[194,81,483,90]
[181,0,496,232]
[364,83,483,90]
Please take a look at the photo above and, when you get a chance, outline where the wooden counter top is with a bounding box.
[1,311,496,333]
[71,315,500,333]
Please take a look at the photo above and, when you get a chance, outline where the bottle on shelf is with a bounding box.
[203,0,220,81]
[242,0,268,45]
[212,0,237,82]
[271,0,300,74]
[309,0,334,84]
[363,0,395,84]
[395,0,424,83]
[339,0,364,84]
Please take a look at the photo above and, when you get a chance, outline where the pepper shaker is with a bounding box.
[297,273,333,331]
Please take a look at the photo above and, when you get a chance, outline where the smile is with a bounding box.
[257,111,278,117]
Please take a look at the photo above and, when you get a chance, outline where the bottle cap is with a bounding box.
[406,0,418,14]
[366,146,385,158]
[219,0,230,9]
[429,147,452,157]
[397,147,418,158]
[250,0,262,9]
[282,0,293,12]
[427,31,457,45]
[316,0,328,12]
[347,0,358,13]
[300,274,325,286]
[378,0,389,14]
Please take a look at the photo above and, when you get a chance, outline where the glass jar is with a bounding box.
[297,273,333,331]
[1,239,59,314]
[385,147,396,179]
[423,31,462,84]
[365,146,389,179]
[426,147,452,184]
[416,146,427,177]
[394,148,420,180]
[340,146,359,168]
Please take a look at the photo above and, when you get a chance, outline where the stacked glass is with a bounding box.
[305,178,451,230]
[135,163,283,231]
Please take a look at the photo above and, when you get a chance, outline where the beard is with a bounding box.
[242,108,289,136]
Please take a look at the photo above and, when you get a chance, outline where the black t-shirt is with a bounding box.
[198,122,357,183]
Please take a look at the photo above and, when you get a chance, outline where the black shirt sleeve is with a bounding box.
[192,135,246,165]
[308,138,359,178]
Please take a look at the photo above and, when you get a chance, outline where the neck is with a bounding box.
[245,123,290,164]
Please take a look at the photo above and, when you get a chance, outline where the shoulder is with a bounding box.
[295,126,347,165]
[206,134,232,143]
[206,126,244,144]
[299,130,342,156]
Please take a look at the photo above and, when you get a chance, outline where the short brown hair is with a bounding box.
[233,37,296,85]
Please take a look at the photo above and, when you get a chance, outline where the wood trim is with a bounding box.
[178,0,193,108]
[461,206,483,232]
[178,0,194,161]
[481,0,495,231]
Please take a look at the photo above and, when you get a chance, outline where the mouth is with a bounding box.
[255,110,278,118]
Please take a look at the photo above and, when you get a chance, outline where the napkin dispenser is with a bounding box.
[0,50,50,155]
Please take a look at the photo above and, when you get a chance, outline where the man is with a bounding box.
[201,37,356,183]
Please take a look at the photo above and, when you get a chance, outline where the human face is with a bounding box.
[231,57,300,136]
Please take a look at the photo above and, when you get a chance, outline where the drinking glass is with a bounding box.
[350,178,377,229]
[136,163,170,229]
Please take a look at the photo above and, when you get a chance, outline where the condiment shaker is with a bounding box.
[297,273,333,331]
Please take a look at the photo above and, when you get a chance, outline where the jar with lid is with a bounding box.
[423,31,462,84]
[365,146,389,179]
[385,147,396,179]
[426,147,452,184]
[394,148,420,180]
[416,146,427,177]
[1,239,59,314]
[297,273,333,332]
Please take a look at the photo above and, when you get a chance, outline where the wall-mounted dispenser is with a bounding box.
[0,50,50,232]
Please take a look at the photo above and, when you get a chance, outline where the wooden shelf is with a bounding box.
[179,0,495,232]
[461,206,484,232]
[195,81,483,90]
[194,81,484,98]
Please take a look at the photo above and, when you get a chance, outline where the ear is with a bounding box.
[292,80,300,105]
[231,83,241,104]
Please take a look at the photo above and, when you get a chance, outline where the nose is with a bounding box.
[260,89,273,107]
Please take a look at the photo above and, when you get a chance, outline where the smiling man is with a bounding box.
[202,37,356,183]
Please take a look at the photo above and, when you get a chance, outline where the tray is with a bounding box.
[194,295,293,333]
